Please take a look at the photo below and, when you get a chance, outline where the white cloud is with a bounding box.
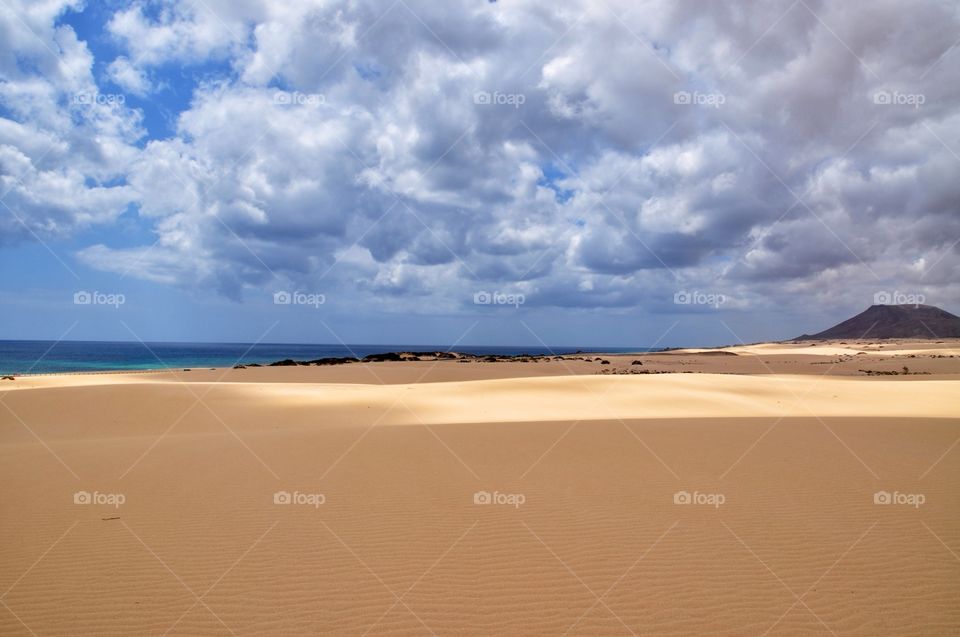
[1,0,958,317]
[106,56,151,95]
[106,1,248,66]
[0,1,142,241]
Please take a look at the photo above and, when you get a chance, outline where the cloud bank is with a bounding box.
[2,0,959,322]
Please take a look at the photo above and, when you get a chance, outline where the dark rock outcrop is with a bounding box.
[361,352,404,362]
[307,357,359,366]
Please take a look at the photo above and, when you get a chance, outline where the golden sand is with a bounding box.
[1,340,958,635]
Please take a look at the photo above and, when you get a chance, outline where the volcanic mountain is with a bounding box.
[795,304,960,340]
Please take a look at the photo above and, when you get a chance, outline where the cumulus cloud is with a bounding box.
[106,56,152,95]
[0,0,141,243]
[105,0,248,66]
[2,0,959,317]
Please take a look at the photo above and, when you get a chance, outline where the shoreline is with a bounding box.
[2,337,959,378]
[2,339,958,383]
[0,347,660,378]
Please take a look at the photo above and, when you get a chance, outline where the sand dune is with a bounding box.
[258,373,960,422]
[1,352,958,635]
[671,341,960,358]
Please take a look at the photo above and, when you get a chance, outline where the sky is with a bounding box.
[0,0,958,348]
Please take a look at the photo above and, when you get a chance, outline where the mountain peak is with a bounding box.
[795,304,960,340]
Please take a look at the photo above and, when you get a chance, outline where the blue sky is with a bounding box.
[1,0,958,346]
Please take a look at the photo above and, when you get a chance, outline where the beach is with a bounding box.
[1,340,958,635]
[5,0,958,632]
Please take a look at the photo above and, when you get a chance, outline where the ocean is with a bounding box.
[0,341,656,375]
